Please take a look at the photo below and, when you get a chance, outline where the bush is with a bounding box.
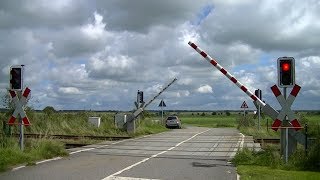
[43,106,56,116]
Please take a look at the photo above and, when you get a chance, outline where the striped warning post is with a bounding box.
[188,41,266,108]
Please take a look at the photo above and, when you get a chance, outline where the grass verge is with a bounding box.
[181,115,237,128]
[237,165,320,180]
[0,135,68,172]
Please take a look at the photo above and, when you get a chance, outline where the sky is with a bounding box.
[0,0,319,111]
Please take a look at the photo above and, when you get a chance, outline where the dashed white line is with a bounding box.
[102,129,210,180]
[106,175,160,180]
[36,157,62,165]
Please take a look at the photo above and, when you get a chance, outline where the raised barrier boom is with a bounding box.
[133,78,177,118]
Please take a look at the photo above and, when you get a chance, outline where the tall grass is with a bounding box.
[0,134,68,172]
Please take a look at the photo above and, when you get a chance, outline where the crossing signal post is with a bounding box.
[278,57,295,88]
[9,65,27,151]
[277,57,298,160]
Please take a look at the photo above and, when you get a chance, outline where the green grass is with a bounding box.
[180,115,237,128]
[237,165,320,180]
[0,135,68,172]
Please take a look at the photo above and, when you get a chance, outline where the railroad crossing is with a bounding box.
[0,127,259,180]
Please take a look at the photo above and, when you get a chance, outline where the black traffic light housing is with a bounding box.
[137,90,144,103]
[10,65,23,90]
[277,57,295,88]
[255,89,262,100]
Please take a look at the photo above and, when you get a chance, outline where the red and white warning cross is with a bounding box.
[271,84,302,131]
[8,87,31,126]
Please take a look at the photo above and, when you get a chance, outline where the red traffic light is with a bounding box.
[282,63,290,71]
[277,57,295,88]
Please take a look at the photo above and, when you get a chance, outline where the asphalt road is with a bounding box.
[0,126,256,180]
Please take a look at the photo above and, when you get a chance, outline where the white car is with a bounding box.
[165,116,182,129]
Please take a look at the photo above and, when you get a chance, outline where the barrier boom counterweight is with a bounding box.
[188,42,280,120]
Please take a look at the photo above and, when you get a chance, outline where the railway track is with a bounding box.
[254,137,316,144]
[11,133,131,141]
[254,138,280,144]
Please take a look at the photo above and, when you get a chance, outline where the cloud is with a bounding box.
[197,85,213,93]
[0,1,319,110]
[58,87,81,95]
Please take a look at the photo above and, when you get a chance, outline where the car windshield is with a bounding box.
[167,116,177,120]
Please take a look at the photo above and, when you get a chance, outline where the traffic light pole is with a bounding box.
[17,90,24,151]
[280,87,297,162]
[258,103,261,130]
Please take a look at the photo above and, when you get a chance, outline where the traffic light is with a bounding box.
[255,89,262,100]
[139,91,144,103]
[278,57,295,88]
[10,66,23,90]
[137,90,144,103]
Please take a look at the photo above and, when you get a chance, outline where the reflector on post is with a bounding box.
[278,57,295,88]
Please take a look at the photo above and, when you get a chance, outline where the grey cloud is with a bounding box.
[96,0,211,32]
[0,0,91,29]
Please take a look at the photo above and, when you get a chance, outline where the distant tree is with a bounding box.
[211,112,217,115]
[225,110,231,116]
[201,112,205,116]
[43,106,56,115]
[191,113,194,116]
[197,112,200,116]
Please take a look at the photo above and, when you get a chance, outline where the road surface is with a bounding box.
[0,127,258,180]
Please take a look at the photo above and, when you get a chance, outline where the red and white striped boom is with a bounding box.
[188,41,266,107]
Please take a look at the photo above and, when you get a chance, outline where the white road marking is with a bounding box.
[12,166,26,171]
[229,133,245,158]
[36,157,62,164]
[239,133,245,150]
[106,175,161,180]
[102,129,211,180]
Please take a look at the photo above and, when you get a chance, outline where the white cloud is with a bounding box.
[81,12,106,39]
[197,85,213,93]
[58,87,80,94]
